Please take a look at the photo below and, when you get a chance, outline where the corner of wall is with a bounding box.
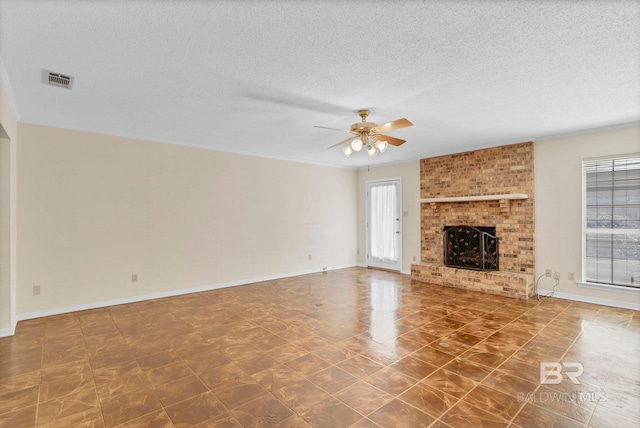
[534,126,640,309]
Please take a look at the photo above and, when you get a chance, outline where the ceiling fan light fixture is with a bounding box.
[375,140,388,152]
[317,110,412,159]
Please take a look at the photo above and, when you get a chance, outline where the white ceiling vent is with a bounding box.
[42,69,74,89]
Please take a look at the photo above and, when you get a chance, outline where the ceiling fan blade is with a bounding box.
[314,125,357,135]
[326,136,356,149]
[237,81,351,114]
[373,134,405,146]
[370,118,413,134]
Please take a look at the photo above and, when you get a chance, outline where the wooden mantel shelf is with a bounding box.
[418,194,528,215]
[418,194,528,204]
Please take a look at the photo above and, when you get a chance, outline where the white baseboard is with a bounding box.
[3,264,359,337]
[0,326,14,337]
[537,288,640,311]
[0,317,18,338]
[356,262,411,275]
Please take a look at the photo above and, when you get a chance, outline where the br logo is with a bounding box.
[540,362,584,385]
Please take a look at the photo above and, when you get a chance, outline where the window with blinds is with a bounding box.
[584,156,640,288]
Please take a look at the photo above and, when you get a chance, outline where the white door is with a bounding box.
[366,178,402,271]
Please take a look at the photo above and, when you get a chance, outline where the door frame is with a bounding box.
[366,177,402,272]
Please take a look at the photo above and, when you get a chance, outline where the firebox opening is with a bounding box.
[443,225,498,271]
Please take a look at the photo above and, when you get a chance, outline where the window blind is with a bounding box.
[584,156,640,287]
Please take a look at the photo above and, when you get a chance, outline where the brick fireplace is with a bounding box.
[411,142,535,298]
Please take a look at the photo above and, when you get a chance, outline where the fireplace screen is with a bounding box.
[443,226,498,271]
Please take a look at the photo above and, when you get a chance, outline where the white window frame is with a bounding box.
[580,153,640,294]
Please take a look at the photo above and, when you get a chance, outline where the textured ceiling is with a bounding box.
[1,0,639,168]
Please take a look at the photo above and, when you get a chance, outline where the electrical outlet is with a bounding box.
[568,272,575,281]
[545,269,552,277]
[553,271,560,280]
[308,255,312,261]
[33,285,40,295]
[413,255,417,262]
[131,274,138,283]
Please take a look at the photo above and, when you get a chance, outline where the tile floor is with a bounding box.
[1,267,638,427]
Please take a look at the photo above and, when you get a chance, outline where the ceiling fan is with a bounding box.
[315,109,413,158]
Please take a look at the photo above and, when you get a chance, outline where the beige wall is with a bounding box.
[356,162,421,273]
[17,123,357,315]
[0,136,10,330]
[0,86,17,333]
[535,125,640,307]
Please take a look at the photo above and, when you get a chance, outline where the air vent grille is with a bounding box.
[42,70,74,89]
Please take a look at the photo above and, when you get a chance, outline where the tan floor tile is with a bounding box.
[363,366,416,395]
[412,345,456,367]
[143,361,193,388]
[589,402,640,427]
[336,354,385,379]
[368,398,435,428]
[93,359,150,402]
[100,388,162,428]
[530,386,597,423]
[165,391,226,428]
[0,268,638,427]
[438,400,509,428]
[511,402,585,428]
[136,349,182,370]
[38,409,105,428]
[195,362,252,391]
[422,368,477,399]
[89,348,135,370]
[301,396,363,428]
[36,382,100,426]
[480,370,537,397]
[115,409,174,427]
[153,374,208,407]
[0,405,37,428]
[462,383,525,420]
[496,357,542,384]
[39,369,94,403]
[0,370,41,396]
[234,351,280,375]
[335,381,393,416]
[307,366,358,394]
[0,352,42,380]
[313,343,358,364]
[276,414,314,427]
[266,343,309,364]
[284,353,332,376]
[272,379,332,413]
[426,337,472,357]
[231,393,294,427]
[214,381,268,409]
[250,334,289,351]
[251,363,305,391]
[442,357,493,382]
[181,349,231,372]
[399,382,459,419]
[0,385,39,416]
